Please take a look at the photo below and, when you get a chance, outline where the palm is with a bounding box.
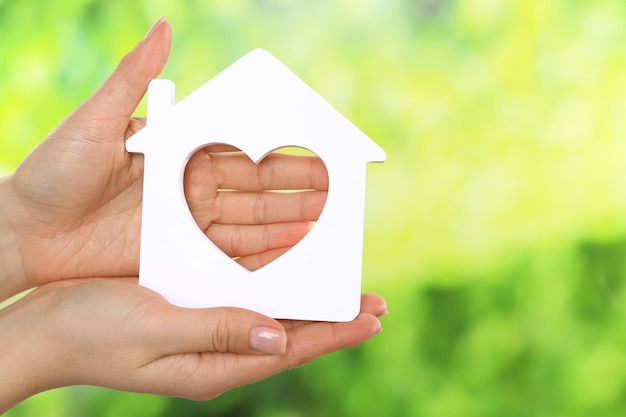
[9,118,147,286]
[11,277,384,400]
[3,18,327,288]
[9,118,327,286]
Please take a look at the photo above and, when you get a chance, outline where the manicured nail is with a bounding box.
[145,16,166,39]
[250,327,287,354]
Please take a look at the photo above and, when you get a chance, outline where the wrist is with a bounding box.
[0,176,29,302]
[0,301,48,413]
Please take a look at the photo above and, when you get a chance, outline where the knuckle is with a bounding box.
[253,193,267,224]
[229,226,244,256]
[210,318,233,353]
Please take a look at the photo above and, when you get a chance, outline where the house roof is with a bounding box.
[126,49,385,164]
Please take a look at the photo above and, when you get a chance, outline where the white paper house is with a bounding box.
[126,49,385,322]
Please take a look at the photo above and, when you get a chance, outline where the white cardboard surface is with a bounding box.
[126,49,385,321]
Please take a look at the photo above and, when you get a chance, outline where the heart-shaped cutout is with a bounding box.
[183,145,328,271]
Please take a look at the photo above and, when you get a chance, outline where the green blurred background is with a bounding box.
[3,0,626,416]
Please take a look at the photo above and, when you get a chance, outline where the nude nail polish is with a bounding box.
[250,327,287,354]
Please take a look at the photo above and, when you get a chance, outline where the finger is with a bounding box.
[146,294,386,400]
[236,247,292,271]
[75,17,172,134]
[201,144,241,153]
[198,311,382,397]
[153,306,287,356]
[215,190,327,225]
[185,149,328,191]
[359,292,388,317]
[212,152,329,191]
[280,293,388,330]
[272,294,386,369]
[206,222,312,258]
[282,313,382,366]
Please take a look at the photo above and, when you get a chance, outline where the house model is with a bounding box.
[126,49,385,322]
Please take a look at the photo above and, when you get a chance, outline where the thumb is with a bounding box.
[80,17,172,123]
[155,306,288,355]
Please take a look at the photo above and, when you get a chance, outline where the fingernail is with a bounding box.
[250,327,287,354]
[379,303,389,317]
[373,320,384,335]
[145,16,166,39]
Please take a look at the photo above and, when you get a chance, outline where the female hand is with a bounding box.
[0,17,327,300]
[0,277,386,413]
